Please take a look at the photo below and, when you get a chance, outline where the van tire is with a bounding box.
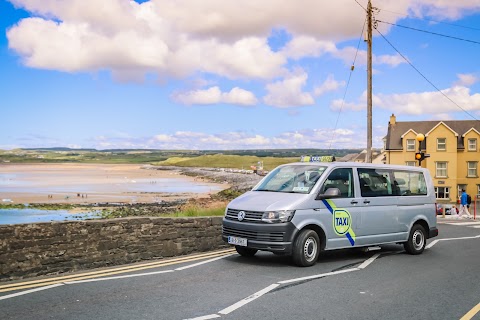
[292,229,320,267]
[235,246,257,257]
[404,224,426,255]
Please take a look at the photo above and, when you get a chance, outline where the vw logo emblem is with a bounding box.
[238,211,246,221]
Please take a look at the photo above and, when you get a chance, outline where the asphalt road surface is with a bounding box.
[1,220,479,320]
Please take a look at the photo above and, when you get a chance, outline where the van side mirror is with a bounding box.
[316,187,341,200]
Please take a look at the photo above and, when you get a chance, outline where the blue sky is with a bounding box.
[1,0,479,150]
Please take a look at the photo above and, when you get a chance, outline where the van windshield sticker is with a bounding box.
[292,186,310,192]
[322,199,356,246]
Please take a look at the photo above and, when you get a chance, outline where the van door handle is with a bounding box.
[350,200,358,205]
[363,200,370,204]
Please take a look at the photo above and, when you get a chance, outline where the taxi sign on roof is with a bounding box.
[300,155,336,163]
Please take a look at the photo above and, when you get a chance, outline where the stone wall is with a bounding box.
[0,216,226,281]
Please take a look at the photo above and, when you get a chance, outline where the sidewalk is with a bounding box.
[437,214,479,223]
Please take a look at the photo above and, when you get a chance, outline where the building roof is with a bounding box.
[386,119,480,150]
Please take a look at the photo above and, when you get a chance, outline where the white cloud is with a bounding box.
[8,0,467,82]
[280,36,336,60]
[410,0,480,20]
[172,86,257,106]
[454,73,478,87]
[375,86,480,115]
[263,70,314,108]
[338,86,480,115]
[332,47,405,68]
[88,127,361,150]
[314,74,345,96]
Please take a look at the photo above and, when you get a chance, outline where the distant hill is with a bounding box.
[0,148,380,164]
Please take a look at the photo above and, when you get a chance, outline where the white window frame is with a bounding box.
[435,162,447,178]
[468,138,477,151]
[406,139,415,151]
[437,138,446,151]
[467,161,478,177]
[435,186,450,200]
[405,161,416,167]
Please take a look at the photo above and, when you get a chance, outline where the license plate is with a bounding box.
[228,236,247,246]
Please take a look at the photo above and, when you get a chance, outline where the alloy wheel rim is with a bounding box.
[303,237,317,261]
[412,230,424,251]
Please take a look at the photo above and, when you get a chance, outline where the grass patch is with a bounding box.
[164,205,226,218]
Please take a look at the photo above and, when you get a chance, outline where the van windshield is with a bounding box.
[253,165,327,194]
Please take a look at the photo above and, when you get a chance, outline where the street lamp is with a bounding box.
[414,133,429,166]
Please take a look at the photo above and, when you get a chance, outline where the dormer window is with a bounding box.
[468,138,477,151]
[437,138,446,151]
[406,139,415,151]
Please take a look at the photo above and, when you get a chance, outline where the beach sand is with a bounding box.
[0,163,228,204]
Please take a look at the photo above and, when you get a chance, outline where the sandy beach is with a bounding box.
[0,163,228,204]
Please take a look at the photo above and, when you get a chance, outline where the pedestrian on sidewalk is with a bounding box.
[458,189,472,219]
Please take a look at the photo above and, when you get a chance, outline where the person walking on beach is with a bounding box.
[458,189,472,219]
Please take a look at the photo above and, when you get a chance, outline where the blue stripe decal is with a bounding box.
[322,200,334,214]
[346,233,355,246]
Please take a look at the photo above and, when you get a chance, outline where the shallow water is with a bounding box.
[0,174,222,194]
[0,208,101,225]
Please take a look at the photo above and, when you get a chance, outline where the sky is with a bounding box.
[1,0,480,150]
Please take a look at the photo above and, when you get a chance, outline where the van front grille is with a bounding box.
[222,226,285,242]
[225,209,263,222]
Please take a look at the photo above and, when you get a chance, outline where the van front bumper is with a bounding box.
[428,227,439,238]
[222,218,299,254]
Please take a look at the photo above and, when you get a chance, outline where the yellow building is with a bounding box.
[385,114,480,206]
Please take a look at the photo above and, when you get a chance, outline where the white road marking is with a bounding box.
[185,314,221,320]
[175,254,235,271]
[218,283,280,315]
[426,239,439,249]
[472,226,480,228]
[278,268,359,285]
[64,270,175,284]
[0,284,64,301]
[357,253,381,269]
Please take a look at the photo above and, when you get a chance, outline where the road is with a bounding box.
[1,220,479,320]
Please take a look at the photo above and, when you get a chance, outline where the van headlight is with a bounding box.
[262,210,295,223]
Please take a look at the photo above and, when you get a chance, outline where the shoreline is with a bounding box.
[0,163,229,205]
[0,164,264,217]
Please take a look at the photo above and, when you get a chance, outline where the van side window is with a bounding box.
[392,171,427,196]
[321,168,354,198]
[358,168,393,197]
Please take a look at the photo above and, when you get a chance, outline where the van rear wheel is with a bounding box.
[404,224,426,255]
[292,229,320,267]
[235,246,257,257]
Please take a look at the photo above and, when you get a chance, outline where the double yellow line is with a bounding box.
[0,249,235,293]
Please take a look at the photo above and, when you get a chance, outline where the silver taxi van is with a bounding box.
[222,158,438,267]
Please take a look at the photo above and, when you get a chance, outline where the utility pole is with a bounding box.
[366,0,373,163]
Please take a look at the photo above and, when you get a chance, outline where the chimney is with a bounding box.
[389,114,396,125]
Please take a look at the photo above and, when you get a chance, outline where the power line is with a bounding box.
[354,0,367,12]
[377,20,480,45]
[377,8,480,31]
[329,18,366,150]
[375,28,479,121]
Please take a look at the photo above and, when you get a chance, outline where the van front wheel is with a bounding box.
[404,224,426,255]
[292,229,320,267]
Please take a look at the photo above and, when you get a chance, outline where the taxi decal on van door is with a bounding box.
[322,199,356,246]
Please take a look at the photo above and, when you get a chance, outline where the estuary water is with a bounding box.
[0,163,227,225]
[0,208,101,225]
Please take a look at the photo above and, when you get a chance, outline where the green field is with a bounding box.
[153,154,297,170]
[0,148,363,168]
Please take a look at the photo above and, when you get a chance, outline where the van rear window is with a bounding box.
[358,168,427,197]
